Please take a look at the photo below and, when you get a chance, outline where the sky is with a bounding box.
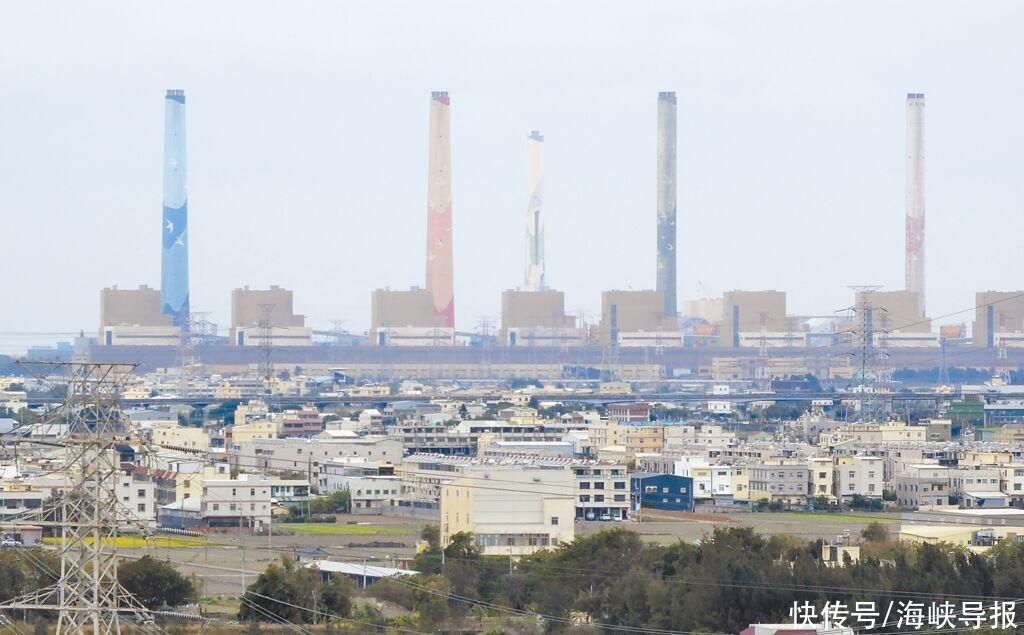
[2,1,1022,353]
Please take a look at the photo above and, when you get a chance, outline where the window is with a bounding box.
[550,517,559,526]
[212,504,220,511]
[137,503,146,512]
[137,489,146,498]
[250,488,255,496]
[232,488,237,496]
[614,494,626,502]
[594,482,604,490]
[580,482,590,490]
[614,482,626,490]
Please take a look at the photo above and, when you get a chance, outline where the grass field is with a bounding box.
[43,535,209,547]
[285,522,411,535]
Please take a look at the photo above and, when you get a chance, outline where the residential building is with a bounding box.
[201,478,273,530]
[893,464,951,510]
[440,465,574,556]
[833,456,883,501]
[748,462,808,505]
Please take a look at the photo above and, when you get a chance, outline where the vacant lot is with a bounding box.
[578,510,902,545]
[284,522,411,535]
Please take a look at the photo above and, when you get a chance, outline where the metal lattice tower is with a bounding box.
[1,362,159,634]
[849,286,887,421]
[256,303,275,394]
[177,310,211,398]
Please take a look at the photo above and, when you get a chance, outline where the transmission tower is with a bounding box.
[0,362,160,634]
[256,304,275,395]
[849,286,886,421]
[177,310,211,399]
[476,315,494,380]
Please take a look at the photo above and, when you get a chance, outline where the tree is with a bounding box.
[413,525,443,575]
[413,575,451,630]
[860,522,889,543]
[309,490,350,515]
[118,556,195,610]
[239,557,354,624]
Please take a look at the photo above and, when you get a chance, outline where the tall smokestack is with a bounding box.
[656,91,678,317]
[426,91,454,328]
[161,89,190,327]
[905,92,925,315]
[525,130,545,291]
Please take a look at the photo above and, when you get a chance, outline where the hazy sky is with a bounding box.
[2,1,1022,352]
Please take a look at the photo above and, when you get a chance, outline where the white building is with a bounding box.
[201,478,273,530]
[440,465,575,556]
[116,473,157,526]
[833,456,883,501]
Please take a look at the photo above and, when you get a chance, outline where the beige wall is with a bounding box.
[231,286,305,329]
[973,291,1024,347]
[854,290,930,333]
[500,289,571,340]
[721,290,787,347]
[100,286,172,329]
[371,288,442,331]
[598,290,673,345]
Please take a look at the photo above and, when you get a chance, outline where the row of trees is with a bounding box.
[362,525,1024,633]
[0,552,194,624]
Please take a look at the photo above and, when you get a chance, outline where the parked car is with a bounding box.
[599,514,612,521]
[1,538,23,548]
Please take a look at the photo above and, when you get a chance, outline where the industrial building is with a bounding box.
[230,286,311,346]
[597,290,679,347]
[853,290,930,333]
[972,291,1024,348]
[720,290,790,348]
[500,289,579,347]
[99,285,178,346]
[370,287,452,346]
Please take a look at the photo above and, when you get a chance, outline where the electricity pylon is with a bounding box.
[0,362,160,634]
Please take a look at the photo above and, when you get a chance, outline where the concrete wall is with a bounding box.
[973,291,1024,348]
[721,290,787,348]
[598,290,673,345]
[854,290,929,333]
[371,288,443,331]
[100,286,173,329]
[231,286,305,329]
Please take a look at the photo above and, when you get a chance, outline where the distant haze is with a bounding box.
[1,1,1022,352]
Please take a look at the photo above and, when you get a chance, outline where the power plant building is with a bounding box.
[721,291,792,348]
[854,290,930,334]
[972,291,1024,348]
[597,290,681,347]
[656,91,678,317]
[230,286,311,346]
[161,89,190,327]
[99,285,179,346]
[371,287,452,346]
[905,93,926,314]
[500,290,579,347]
[425,91,455,329]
